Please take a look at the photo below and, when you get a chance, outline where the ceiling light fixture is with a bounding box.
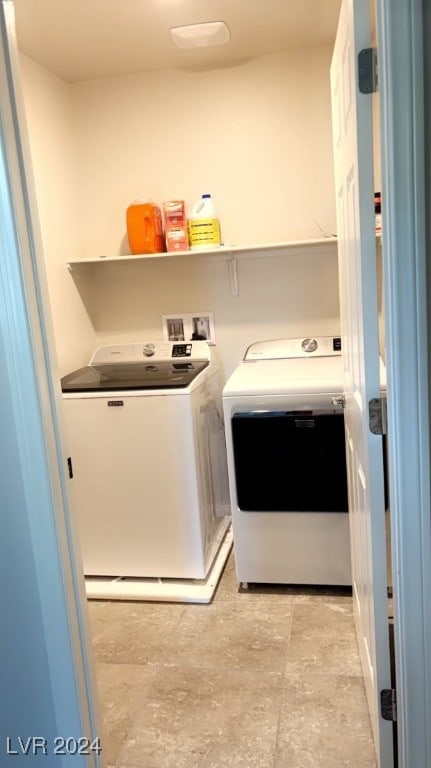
[170,21,230,50]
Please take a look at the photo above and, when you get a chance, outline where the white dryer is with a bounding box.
[61,341,230,592]
[223,336,351,586]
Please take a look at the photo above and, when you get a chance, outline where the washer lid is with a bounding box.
[223,355,344,397]
[61,359,209,393]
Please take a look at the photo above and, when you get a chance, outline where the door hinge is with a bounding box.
[380,688,397,722]
[67,457,74,479]
[358,47,378,93]
[369,396,387,435]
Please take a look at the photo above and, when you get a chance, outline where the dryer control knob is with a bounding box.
[302,338,318,353]
[143,344,155,357]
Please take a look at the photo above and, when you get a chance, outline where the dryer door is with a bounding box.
[231,410,348,512]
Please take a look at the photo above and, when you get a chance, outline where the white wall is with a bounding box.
[72,47,337,255]
[19,54,96,375]
[19,46,340,379]
[68,46,340,376]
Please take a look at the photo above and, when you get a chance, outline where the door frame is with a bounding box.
[377,0,431,765]
[331,2,394,762]
[0,1,102,761]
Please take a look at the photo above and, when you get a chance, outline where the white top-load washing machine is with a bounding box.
[223,336,351,586]
[61,341,230,583]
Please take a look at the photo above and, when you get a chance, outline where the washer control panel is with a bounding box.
[90,340,211,365]
[172,344,192,357]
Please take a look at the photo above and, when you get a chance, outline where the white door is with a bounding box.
[330,2,393,766]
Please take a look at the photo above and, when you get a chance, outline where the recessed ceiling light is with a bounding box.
[170,21,230,50]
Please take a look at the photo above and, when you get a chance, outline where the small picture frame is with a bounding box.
[162,312,215,344]
[162,315,186,342]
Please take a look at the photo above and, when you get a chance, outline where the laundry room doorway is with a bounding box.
[1,0,431,766]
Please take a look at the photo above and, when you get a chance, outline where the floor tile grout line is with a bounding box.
[213,594,354,605]
[283,600,294,672]
[270,603,295,768]
[271,689,285,768]
[133,660,288,677]
[157,603,188,665]
[97,658,363,679]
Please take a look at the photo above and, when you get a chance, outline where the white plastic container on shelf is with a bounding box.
[188,193,221,249]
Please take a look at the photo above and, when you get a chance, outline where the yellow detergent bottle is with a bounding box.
[187,194,221,249]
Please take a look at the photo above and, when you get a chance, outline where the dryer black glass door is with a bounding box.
[231,410,348,512]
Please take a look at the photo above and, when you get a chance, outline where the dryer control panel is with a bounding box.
[244,336,342,361]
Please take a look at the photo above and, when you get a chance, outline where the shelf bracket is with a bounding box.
[227,255,239,297]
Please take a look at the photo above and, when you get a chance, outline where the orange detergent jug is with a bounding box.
[126,201,164,254]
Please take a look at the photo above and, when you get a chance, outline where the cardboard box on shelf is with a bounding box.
[163,200,189,252]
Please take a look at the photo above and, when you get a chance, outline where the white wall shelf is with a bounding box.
[67,237,338,297]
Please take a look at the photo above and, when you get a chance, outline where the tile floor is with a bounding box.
[88,550,378,768]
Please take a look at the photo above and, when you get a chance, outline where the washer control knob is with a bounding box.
[302,338,318,353]
[143,344,155,357]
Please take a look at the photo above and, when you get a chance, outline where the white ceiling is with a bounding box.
[13,0,342,83]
